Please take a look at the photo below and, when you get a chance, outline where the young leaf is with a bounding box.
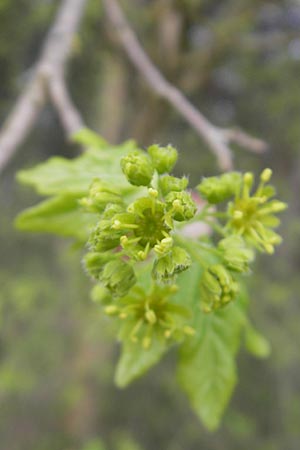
[72,127,108,148]
[177,307,244,430]
[17,142,138,196]
[176,262,248,430]
[244,323,271,358]
[15,195,97,241]
[115,338,167,388]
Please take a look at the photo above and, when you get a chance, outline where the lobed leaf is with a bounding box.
[15,195,97,241]
[115,338,167,388]
[17,141,138,196]
[176,262,248,430]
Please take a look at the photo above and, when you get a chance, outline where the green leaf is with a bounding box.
[115,338,167,388]
[17,141,138,196]
[72,127,108,148]
[176,263,248,430]
[244,323,271,358]
[15,195,97,241]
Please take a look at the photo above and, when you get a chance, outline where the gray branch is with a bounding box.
[103,0,268,171]
[0,0,87,173]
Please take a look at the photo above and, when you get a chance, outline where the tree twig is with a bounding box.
[49,71,84,137]
[103,0,268,171]
[0,0,87,174]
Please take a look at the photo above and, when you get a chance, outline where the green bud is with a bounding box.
[159,175,189,196]
[121,150,154,186]
[88,204,124,252]
[218,236,254,273]
[147,144,178,174]
[165,191,197,221]
[152,246,191,281]
[197,172,242,204]
[89,221,122,252]
[80,178,122,213]
[100,259,136,297]
[200,264,239,313]
[83,252,110,279]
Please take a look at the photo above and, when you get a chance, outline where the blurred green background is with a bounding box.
[0,1,299,449]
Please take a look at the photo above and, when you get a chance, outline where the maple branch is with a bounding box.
[0,0,87,173]
[103,0,268,171]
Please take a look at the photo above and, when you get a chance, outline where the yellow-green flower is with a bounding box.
[113,188,173,260]
[105,284,194,349]
[226,169,287,254]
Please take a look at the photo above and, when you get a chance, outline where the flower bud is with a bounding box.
[80,178,122,213]
[152,246,191,281]
[165,191,197,221]
[159,175,189,196]
[88,204,124,251]
[147,144,178,174]
[121,150,154,186]
[89,221,122,252]
[101,259,136,297]
[197,172,242,204]
[83,252,109,279]
[200,264,239,313]
[218,236,254,273]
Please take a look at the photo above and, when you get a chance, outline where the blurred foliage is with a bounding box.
[1,0,300,449]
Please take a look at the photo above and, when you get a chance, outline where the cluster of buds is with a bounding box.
[198,172,242,204]
[196,168,286,312]
[199,264,239,313]
[218,235,254,273]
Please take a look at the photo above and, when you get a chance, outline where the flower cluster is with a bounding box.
[15,131,288,425]
[196,168,286,312]
[82,144,198,346]
[84,161,286,318]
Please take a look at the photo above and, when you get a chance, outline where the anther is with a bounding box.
[260,168,272,183]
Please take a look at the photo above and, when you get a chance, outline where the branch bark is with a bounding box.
[103,0,268,171]
[0,0,87,173]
